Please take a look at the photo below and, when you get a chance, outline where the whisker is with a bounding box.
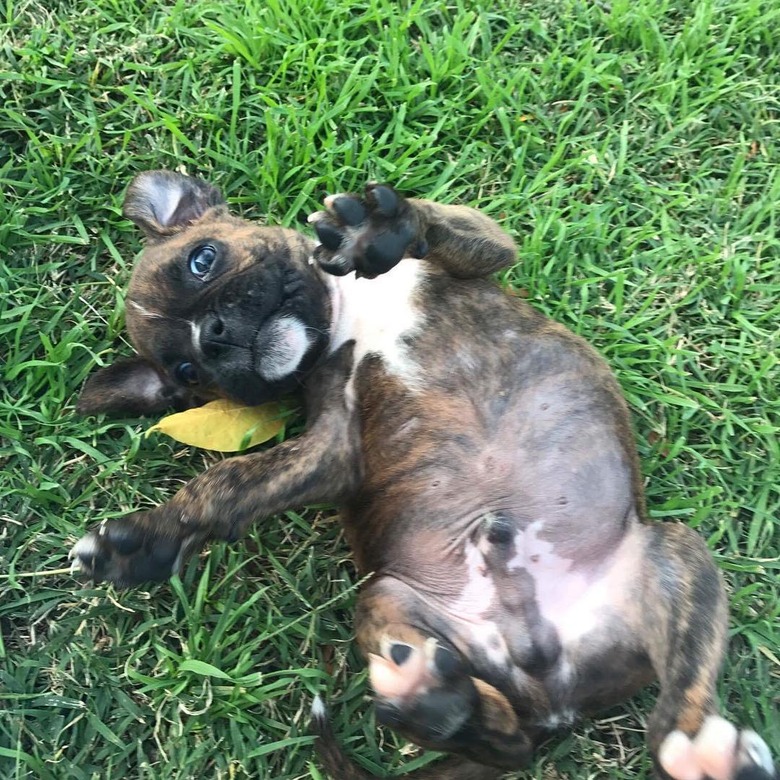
[127,299,192,327]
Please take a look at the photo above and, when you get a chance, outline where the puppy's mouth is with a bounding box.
[252,314,313,382]
[195,313,311,402]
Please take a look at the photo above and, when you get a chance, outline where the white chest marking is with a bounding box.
[326,259,425,394]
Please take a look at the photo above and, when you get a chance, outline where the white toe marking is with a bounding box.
[693,716,738,780]
[307,210,328,224]
[447,540,511,668]
[70,535,98,562]
[171,548,184,577]
[311,694,326,720]
[659,730,704,780]
[323,193,347,211]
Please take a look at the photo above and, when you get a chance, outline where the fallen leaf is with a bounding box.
[147,399,285,452]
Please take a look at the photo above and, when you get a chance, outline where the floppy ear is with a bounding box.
[122,170,225,239]
[76,356,199,417]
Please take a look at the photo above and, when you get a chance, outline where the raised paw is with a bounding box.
[308,184,427,279]
[69,513,203,588]
[368,633,477,743]
[659,716,778,780]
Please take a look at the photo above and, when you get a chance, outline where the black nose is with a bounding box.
[200,312,229,357]
[202,312,225,338]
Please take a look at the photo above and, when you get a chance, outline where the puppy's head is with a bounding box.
[78,171,330,416]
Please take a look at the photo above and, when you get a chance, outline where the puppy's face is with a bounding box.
[78,171,330,416]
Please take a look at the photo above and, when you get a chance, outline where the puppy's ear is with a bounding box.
[123,171,225,239]
[76,356,198,417]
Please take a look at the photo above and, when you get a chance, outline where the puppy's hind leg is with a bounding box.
[311,696,505,780]
[637,523,777,780]
[312,577,536,779]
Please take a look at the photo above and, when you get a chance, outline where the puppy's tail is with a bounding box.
[310,696,503,780]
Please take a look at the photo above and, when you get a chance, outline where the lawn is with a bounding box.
[1,0,778,778]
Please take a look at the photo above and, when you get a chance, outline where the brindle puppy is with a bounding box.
[71,171,777,780]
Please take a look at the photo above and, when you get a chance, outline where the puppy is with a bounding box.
[72,171,777,780]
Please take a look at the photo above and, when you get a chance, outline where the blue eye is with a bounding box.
[188,245,216,278]
[175,362,198,385]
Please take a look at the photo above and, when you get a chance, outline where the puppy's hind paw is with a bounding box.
[659,716,778,780]
[369,634,476,744]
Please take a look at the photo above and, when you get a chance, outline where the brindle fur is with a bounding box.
[72,172,776,780]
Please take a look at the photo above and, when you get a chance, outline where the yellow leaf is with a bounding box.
[147,399,286,452]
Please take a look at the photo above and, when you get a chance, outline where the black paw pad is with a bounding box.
[368,185,400,218]
[374,700,404,729]
[362,226,415,277]
[389,642,413,666]
[149,537,181,568]
[313,245,354,276]
[104,521,144,556]
[376,684,475,743]
[330,196,366,226]
[735,768,778,780]
[314,220,343,251]
[434,644,464,680]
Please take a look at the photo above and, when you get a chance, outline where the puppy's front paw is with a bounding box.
[308,184,427,279]
[70,513,202,588]
[659,716,777,780]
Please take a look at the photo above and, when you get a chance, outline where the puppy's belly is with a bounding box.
[348,389,647,716]
[337,270,652,719]
[374,509,650,724]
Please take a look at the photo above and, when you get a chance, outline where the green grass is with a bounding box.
[1,0,778,777]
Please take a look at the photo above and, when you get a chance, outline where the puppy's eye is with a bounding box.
[175,362,198,385]
[188,245,216,278]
